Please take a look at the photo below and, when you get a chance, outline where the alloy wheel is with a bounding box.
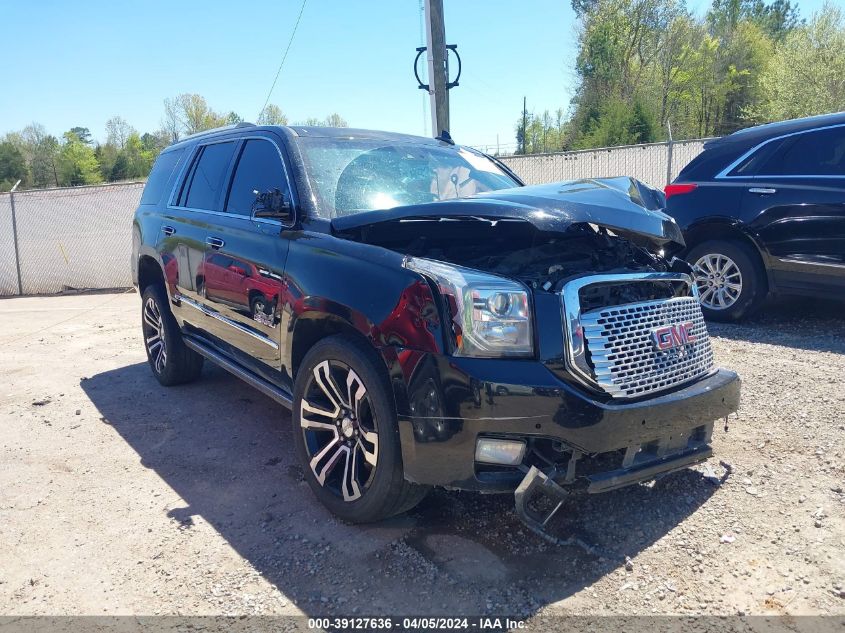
[252,298,267,319]
[143,296,167,373]
[300,360,379,502]
[693,253,743,310]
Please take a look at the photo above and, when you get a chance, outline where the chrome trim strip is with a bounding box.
[715,122,845,180]
[176,293,280,350]
[560,272,697,395]
[183,335,293,409]
[777,257,845,270]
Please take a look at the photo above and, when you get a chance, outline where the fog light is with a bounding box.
[475,438,526,465]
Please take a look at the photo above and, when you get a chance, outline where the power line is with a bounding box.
[257,0,309,122]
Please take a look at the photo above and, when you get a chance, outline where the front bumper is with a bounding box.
[390,351,740,492]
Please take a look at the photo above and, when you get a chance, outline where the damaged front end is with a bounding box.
[333,177,738,544]
[331,177,688,295]
[513,426,714,546]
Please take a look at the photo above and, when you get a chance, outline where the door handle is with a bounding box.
[161,225,175,236]
[749,187,777,195]
[206,237,225,250]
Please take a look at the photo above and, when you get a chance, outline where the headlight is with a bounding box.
[404,257,533,358]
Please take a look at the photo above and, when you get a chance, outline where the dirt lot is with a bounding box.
[1,291,843,621]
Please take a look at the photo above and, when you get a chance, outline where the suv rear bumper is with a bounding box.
[392,352,740,492]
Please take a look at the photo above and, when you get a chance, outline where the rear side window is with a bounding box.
[225,139,288,215]
[182,141,237,210]
[760,127,845,176]
[140,149,184,205]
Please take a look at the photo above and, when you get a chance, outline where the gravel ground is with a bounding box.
[1,291,843,621]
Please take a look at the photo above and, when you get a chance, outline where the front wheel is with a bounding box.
[292,336,428,523]
[687,239,766,322]
[141,284,204,386]
[250,295,268,319]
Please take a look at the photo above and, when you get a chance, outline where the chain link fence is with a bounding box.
[0,138,711,297]
[0,182,143,296]
[497,138,710,188]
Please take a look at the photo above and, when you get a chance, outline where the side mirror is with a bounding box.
[228,264,247,276]
[252,188,294,223]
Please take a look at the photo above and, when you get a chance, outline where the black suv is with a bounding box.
[132,124,739,533]
[665,112,845,322]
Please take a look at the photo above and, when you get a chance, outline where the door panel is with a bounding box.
[200,217,289,379]
[199,136,294,384]
[156,207,214,330]
[742,127,845,291]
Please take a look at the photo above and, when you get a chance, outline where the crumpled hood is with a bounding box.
[331,177,683,249]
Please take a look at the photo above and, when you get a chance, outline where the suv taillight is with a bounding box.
[664,183,698,200]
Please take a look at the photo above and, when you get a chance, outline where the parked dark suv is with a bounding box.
[132,123,739,534]
[665,112,845,322]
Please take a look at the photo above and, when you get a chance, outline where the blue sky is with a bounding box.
[0,0,830,151]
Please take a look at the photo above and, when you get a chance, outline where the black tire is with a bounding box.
[141,284,204,386]
[686,239,767,322]
[250,294,268,318]
[292,335,429,523]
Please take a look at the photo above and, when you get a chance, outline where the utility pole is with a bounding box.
[424,0,449,136]
[522,97,528,154]
[9,180,23,296]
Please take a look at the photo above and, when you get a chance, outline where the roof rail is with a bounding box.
[181,121,256,141]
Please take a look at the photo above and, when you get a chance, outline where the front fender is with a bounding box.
[283,231,447,413]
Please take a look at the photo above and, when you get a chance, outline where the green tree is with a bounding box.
[105,116,134,149]
[752,3,845,121]
[95,142,120,181]
[123,132,155,178]
[162,93,228,139]
[68,126,93,145]
[257,104,289,125]
[140,131,169,157]
[323,113,348,127]
[21,124,60,187]
[0,141,28,191]
[746,0,802,40]
[110,152,129,181]
[576,96,658,148]
[58,131,102,186]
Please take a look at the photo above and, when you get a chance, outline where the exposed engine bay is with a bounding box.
[336,215,690,298]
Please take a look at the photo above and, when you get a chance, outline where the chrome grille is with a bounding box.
[580,296,714,398]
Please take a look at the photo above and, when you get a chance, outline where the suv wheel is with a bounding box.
[141,284,204,386]
[250,295,268,319]
[686,240,766,322]
[292,336,428,523]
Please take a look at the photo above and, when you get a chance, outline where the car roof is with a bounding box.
[287,126,445,145]
[707,111,845,148]
[164,123,448,153]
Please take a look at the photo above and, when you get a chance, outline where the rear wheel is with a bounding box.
[292,336,428,523]
[141,284,204,386]
[686,239,766,322]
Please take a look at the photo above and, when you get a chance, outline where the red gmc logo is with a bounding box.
[651,322,697,351]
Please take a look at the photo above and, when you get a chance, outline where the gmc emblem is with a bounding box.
[651,322,697,351]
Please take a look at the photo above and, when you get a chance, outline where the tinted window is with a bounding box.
[209,254,233,268]
[760,128,845,176]
[225,139,287,215]
[140,149,184,205]
[183,142,237,210]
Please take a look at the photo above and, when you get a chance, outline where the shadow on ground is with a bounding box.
[707,297,845,354]
[82,361,720,617]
